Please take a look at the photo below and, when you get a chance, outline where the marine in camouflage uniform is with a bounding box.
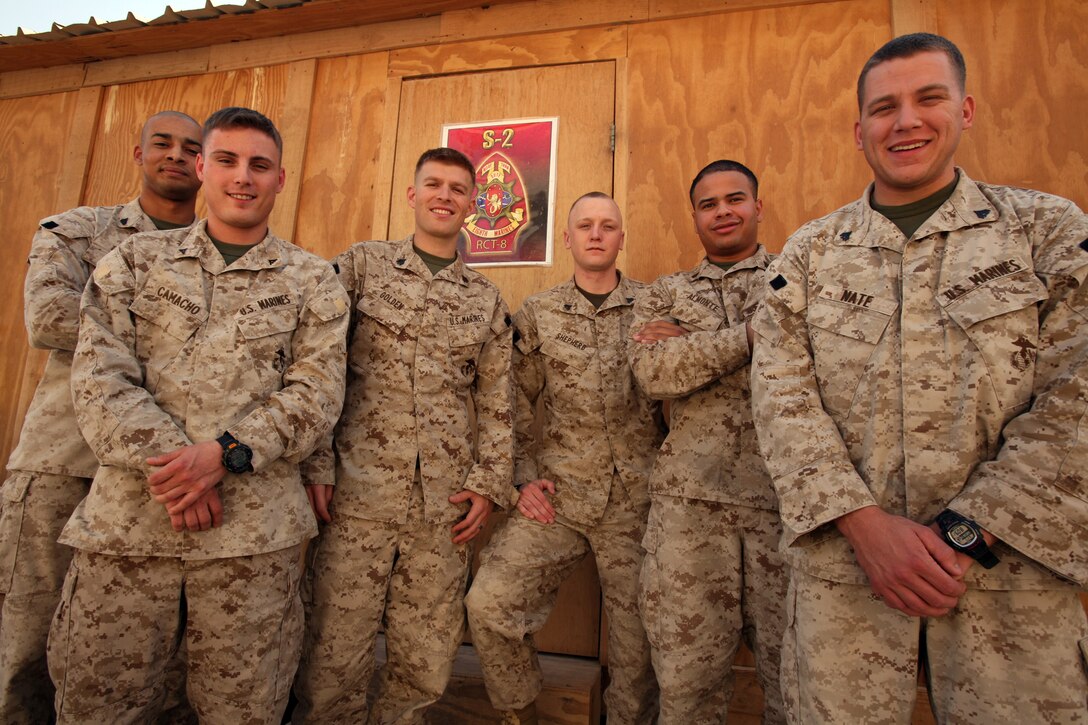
[0,111,203,725]
[751,35,1088,724]
[48,108,349,725]
[292,148,513,725]
[465,193,665,725]
[630,161,786,724]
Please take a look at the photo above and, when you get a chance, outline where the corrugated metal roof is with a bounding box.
[0,0,307,46]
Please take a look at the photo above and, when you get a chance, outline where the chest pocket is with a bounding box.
[808,290,897,417]
[448,321,492,385]
[541,338,592,372]
[129,293,206,394]
[236,305,298,389]
[670,295,725,332]
[940,268,1047,411]
[355,290,417,366]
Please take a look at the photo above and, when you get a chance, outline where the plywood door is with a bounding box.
[390,61,617,657]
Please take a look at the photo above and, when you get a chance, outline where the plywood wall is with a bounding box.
[0,90,82,460]
[1,0,1085,680]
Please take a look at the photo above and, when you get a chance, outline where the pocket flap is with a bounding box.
[940,269,1047,330]
[540,338,591,370]
[236,307,298,340]
[809,293,895,344]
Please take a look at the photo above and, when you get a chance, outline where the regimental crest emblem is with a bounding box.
[464,152,530,256]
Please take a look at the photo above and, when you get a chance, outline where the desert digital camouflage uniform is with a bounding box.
[49,221,348,724]
[465,274,665,724]
[629,247,787,725]
[751,171,1088,723]
[292,236,513,725]
[0,199,166,724]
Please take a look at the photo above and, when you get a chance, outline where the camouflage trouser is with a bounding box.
[466,477,657,724]
[639,494,787,725]
[293,482,470,724]
[48,545,303,725]
[783,569,1088,724]
[0,471,88,725]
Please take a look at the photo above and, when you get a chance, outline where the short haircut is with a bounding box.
[689,160,759,205]
[140,110,201,146]
[568,191,621,223]
[203,107,283,156]
[415,147,475,182]
[857,33,967,109]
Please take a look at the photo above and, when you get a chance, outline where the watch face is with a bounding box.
[947,522,978,548]
[225,447,250,472]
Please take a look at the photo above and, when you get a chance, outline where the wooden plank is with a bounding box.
[623,0,889,284]
[388,25,627,78]
[57,86,104,208]
[208,16,441,73]
[369,75,404,243]
[270,59,317,245]
[294,52,390,258]
[0,64,85,99]
[0,90,80,463]
[612,57,630,275]
[440,0,646,42]
[890,0,939,35]
[424,644,602,725]
[82,47,210,87]
[938,0,1088,209]
[649,0,840,18]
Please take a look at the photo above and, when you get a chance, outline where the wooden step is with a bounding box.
[375,638,601,725]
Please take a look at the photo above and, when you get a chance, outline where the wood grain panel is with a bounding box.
[208,17,441,73]
[938,0,1087,209]
[392,62,617,656]
[82,48,211,88]
[890,0,939,34]
[388,26,627,78]
[0,91,80,464]
[271,59,318,245]
[440,0,644,42]
[0,65,85,100]
[648,0,832,18]
[82,66,291,216]
[294,52,391,257]
[624,0,889,281]
[391,61,617,312]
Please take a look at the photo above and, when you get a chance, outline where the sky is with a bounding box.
[0,1,221,36]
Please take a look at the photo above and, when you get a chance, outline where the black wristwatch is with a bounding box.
[217,431,253,474]
[935,510,999,569]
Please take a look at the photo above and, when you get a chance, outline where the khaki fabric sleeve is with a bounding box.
[460,295,515,509]
[71,246,192,472]
[950,201,1088,585]
[230,265,350,471]
[511,303,545,488]
[629,276,752,399]
[750,240,878,547]
[24,210,96,351]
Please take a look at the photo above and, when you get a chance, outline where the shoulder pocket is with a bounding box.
[306,289,349,323]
